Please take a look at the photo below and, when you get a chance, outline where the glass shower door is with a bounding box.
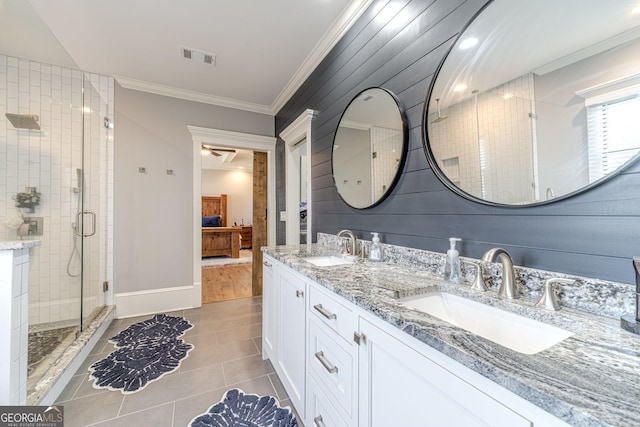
[79,73,109,328]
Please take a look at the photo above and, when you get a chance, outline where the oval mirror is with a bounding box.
[332,87,408,209]
[423,0,640,206]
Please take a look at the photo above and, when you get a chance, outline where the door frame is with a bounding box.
[188,126,276,307]
[280,109,316,245]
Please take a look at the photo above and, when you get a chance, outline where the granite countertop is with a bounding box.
[0,240,42,250]
[263,244,640,427]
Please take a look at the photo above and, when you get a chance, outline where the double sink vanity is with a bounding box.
[261,234,640,427]
[264,2,640,425]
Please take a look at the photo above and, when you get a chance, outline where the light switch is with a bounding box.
[280,211,287,221]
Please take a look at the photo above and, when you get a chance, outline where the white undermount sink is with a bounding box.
[302,255,355,267]
[400,292,573,355]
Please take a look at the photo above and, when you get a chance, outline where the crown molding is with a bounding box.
[270,0,374,115]
[533,26,640,76]
[115,75,273,115]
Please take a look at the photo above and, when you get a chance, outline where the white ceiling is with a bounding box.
[201,147,254,171]
[2,0,372,115]
[431,0,640,108]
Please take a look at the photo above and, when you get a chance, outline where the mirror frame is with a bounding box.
[332,87,409,210]
[421,0,640,208]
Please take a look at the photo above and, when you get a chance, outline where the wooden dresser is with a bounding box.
[240,226,252,249]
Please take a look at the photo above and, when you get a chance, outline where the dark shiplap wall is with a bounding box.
[275,0,640,285]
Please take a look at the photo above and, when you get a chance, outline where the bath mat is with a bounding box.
[189,388,298,427]
[88,314,194,394]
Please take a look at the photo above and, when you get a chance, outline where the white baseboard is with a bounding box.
[114,284,200,319]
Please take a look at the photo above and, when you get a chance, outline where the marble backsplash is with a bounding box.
[316,233,635,319]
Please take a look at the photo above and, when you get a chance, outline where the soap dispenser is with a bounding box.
[444,237,463,283]
[369,232,384,262]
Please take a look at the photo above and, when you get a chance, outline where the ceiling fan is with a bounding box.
[201,145,236,157]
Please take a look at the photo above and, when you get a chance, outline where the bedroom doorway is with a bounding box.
[191,126,276,306]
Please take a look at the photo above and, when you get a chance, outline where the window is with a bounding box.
[587,95,640,182]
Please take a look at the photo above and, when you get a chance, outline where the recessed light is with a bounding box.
[453,84,467,92]
[632,4,640,14]
[459,37,478,50]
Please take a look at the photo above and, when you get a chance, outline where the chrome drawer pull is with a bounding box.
[263,261,272,267]
[315,351,338,374]
[296,290,304,298]
[313,415,326,427]
[313,304,337,320]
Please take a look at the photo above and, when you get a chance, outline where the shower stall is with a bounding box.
[1,1,114,404]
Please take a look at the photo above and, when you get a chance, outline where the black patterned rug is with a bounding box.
[189,388,298,427]
[89,314,194,394]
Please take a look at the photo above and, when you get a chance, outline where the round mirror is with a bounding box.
[332,87,407,209]
[423,0,640,206]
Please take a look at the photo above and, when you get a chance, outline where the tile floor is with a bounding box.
[55,296,295,427]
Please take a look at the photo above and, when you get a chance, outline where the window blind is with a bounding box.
[587,95,640,182]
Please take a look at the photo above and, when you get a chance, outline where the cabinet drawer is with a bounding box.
[307,376,350,427]
[309,318,356,418]
[309,285,356,343]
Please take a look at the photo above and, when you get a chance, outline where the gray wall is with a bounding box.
[275,0,640,285]
[115,83,273,293]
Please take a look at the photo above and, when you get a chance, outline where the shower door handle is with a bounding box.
[76,210,97,237]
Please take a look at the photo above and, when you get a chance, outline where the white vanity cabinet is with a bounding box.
[262,255,307,419]
[262,255,278,361]
[276,265,307,418]
[262,258,571,427]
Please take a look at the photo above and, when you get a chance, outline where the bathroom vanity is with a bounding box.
[262,240,640,427]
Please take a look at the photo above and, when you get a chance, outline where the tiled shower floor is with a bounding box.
[54,296,295,426]
[28,324,80,396]
[28,326,78,376]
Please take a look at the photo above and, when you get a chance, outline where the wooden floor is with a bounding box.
[202,263,253,304]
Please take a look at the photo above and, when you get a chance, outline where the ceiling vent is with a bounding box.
[180,46,216,67]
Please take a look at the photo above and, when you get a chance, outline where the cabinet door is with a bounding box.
[358,318,531,427]
[278,268,307,418]
[262,256,278,361]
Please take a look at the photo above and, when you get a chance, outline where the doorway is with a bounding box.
[282,109,316,245]
[200,150,254,303]
[190,127,276,306]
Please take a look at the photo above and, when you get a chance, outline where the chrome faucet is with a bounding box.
[535,278,575,311]
[337,229,358,256]
[481,248,518,299]
[464,261,488,292]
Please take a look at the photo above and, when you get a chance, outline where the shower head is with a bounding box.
[5,113,41,130]
[431,99,448,124]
